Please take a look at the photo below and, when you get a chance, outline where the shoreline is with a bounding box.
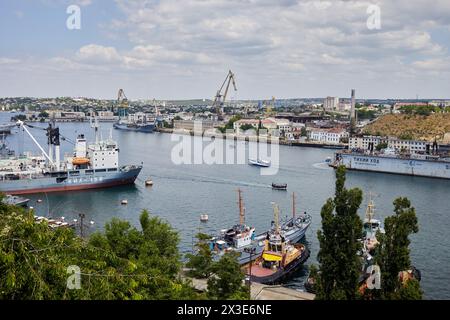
[157,128,347,150]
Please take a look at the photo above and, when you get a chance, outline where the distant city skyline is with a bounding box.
[1,0,450,100]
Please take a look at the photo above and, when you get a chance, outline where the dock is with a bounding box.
[188,277,315,300]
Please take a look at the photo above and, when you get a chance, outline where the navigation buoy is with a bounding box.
[121,199,128,205]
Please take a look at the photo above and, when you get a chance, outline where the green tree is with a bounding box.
[375,198,421,300]
[185,233,213,278]
[300,126,307,137]
[240,124,255,132]
[207,253,249,300]
[315,166,363,300]
[38,111,49,118]
[376,142,388,151]
[0,201,199,300]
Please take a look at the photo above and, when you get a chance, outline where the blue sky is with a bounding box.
[1,0,450,100]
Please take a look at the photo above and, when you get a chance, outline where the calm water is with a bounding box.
[2,113,449,299]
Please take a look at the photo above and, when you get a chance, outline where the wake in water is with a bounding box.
[312,162,333,170]
[143,172,271,189]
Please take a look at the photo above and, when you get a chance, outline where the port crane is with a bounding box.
[115,88,129,118]
[212,70,237,119]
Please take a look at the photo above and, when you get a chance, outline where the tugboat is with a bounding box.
[248,158,271,167]
[247,203,310,284]
[210,190,312,265]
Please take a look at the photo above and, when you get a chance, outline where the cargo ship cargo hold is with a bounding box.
[0,119,142,195]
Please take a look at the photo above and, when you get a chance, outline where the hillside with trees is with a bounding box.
[363,113,450,141]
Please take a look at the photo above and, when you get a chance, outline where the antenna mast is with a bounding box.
[238,188,245,225]
[292,192,297,219]
[365,193,375,222]
[272,202,280,235]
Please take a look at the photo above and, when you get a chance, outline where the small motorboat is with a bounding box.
[200,214,209,222]
[271,183,287,190]
[248,158,271,167]
[145,178,154,186]
[2,195,30,207]
[121,199,128,205]
[325,157,332,163]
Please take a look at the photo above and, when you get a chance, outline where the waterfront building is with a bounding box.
[47,110,86,121]
[97,111,118,122]
[308,128,348,144]
[173,119,218,131]
[349,135,428,153]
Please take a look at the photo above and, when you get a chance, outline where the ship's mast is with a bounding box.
[365,193,375,222]
[292,192,296,219]
[272,202,280,235]
[238,188,245,225]
[90,116,100,143]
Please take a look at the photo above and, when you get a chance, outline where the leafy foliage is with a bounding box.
[207,252,249,300]
[375,198,422,299]
[185,233,214,278]
[0,202,198,300]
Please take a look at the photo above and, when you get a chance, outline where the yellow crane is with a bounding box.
[116,88,129,117]
[265,96,276,116]
[212,70,237,119]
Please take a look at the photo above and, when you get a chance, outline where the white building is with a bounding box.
[308,128,348,144]
[323,97,340,110]
[349,135,428,153]
[97,111,117,122]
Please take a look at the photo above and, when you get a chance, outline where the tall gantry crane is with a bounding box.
[116,88,129,118]
[212,70,237,119]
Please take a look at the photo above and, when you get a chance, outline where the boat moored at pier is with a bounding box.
[332,148,450,179]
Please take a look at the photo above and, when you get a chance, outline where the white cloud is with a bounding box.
[75,44,123,64]
[4,0,450,98]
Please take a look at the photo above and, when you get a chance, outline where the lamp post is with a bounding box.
[244,247,256,299]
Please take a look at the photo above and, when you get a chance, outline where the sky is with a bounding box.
[1,0,450,100]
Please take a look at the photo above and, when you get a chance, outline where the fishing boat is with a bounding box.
[271,183,287,190]
[362,195,385,253]
[277,193,312,244]
[209,189,263,265]
[247,203,310,284]
[248,158,271,167]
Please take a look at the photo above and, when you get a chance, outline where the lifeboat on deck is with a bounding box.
[72,157,90,165]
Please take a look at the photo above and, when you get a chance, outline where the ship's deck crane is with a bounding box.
[212,70,237,119]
